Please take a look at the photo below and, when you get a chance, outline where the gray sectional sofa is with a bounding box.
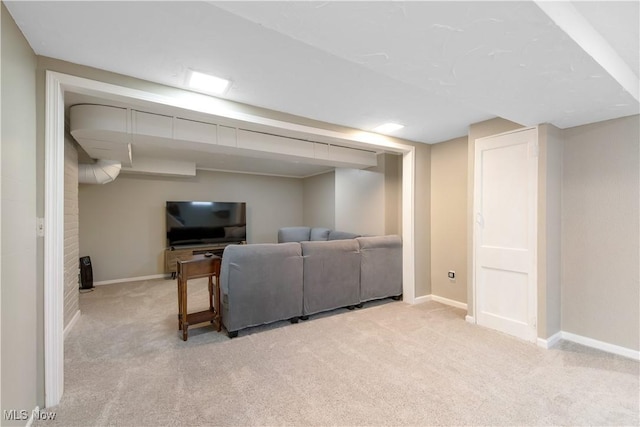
[220,228,402,337]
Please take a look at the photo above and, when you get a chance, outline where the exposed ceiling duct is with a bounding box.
[78,159,122,185]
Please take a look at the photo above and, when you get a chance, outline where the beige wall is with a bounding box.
[302,171,335,229]
[302,154,403,235]
[382,153,402,235]
[537,124,563,339]
[431,115,637,351]
[430,136,468,303]
[414,143,432,297]
[561,115,639,351]
[466,117,524,316]
[79,170,303,282]
[1,2,41,417]
[335,168,385,235]
[63,138,79,327]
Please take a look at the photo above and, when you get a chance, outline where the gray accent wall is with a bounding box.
[78,170,303,282]
[562,115,639,351]
[1,2,40,419]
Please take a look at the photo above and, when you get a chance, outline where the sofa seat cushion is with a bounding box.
[301,239,361,315]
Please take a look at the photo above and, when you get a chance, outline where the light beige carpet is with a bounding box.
[39,278,639,426]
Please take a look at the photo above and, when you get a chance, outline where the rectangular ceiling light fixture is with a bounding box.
[187,70,231,95]
[373,122,404,134]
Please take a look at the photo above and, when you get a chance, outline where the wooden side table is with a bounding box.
[177,254,222,341]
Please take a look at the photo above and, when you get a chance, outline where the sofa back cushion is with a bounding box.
[278,226,311,243]
[221,242,303,332]
[357,235,403,301]
[301,240,360,315]
[309,227,331,241]
[327,230,361,241]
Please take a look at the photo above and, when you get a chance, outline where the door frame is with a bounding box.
[471,126,539,342]
[44,71,418,406]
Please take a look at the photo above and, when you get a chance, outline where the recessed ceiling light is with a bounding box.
[373,122,404,134]
[187,70,231,95]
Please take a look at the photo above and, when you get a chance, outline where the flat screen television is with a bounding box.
[166,201,246,247]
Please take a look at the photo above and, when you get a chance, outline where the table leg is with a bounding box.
[208,276,214,311]
[181,278,189,341]
[214,266,221,332]
[177,278,183,331]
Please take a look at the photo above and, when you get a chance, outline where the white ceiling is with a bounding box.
[5,1,639,175]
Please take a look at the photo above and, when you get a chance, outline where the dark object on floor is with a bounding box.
[79,256,94,290]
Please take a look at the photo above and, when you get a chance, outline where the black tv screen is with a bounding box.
[166,201,246,247]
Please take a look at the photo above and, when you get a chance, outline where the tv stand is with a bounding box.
[165,242,243,279]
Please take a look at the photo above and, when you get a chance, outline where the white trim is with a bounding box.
[193,166,311,180]
[43,71,418,407]
[63,310,81,340]
[561,331,640,361]
[26,406,40,427]
[0,54,2,416]
[401,147,416,304]
[94,274,167,286]
[44,71,65,407]
[465,315,476,324]
[537,331,562,349]
[48,72,413,153]
[431,295,468,310]
[412,295,432,305]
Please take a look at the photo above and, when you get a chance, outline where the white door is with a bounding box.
[473,128,538,342]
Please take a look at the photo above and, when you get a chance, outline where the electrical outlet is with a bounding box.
[448,271,455,280]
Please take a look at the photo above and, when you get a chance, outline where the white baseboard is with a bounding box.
[413,294,468,311]
[94,274,167,286]
[431,295,468,310]
[537,331,562,349]
[465,315,475,324]
[412,295,432,305]
[63,310,81,340]
[26,406,39,427]
[561,331,639,361]
[468,320,637,360]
